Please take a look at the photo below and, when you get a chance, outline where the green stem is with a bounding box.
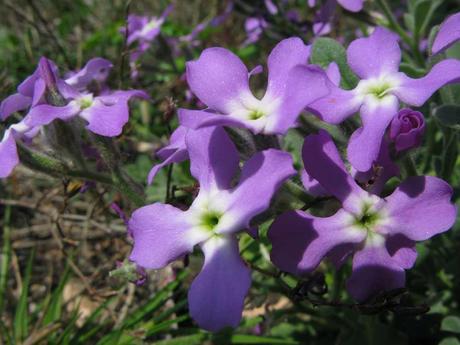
[401,155,418,177]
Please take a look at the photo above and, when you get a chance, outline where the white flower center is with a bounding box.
[140,18,162,37]
[354,74,401,107]
[77,94,94,110]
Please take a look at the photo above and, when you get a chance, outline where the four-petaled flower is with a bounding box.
[269,130,456,301]
[129,126,295,331]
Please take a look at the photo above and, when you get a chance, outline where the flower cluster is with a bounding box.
[0,57,147,178]
[127,19,460,332]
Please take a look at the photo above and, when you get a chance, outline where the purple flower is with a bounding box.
[309,0,364,13]
[243,17,269,46]
[129,126,295,331]
[65,58,113,91]
[24,81,148,137]
[389,108,425,152]
[269,130,456,302]
[147,126,189,185]
[179,38,330,135]
[308,27,460,172]
[432,12,460,55]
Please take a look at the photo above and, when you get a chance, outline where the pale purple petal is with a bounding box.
[0,93,31,120]
[188,236,251,332]
[65,58,113,89]
[268,65,331,134]
[147,149,188,185]
[383,176,457,241]
[23,103,80,128]
[269,209,366,275]
[337,0,364,12]
[129,203,207,269]
[221,149,295,233]
[325,62,341,86]
[301,170,330,197]
[0,130,19,178]
[385,234,417,269]
[347,245,405,302]
[432,12,460,55]
[347,27,401,79]
[186,126,239,191]
[307,79,360,124]
[393,59,460,106]
[302,130,364,208]
[347,96,399,172]
[178,108,255,132]
[186,48,251,113]
[265,37,311,99]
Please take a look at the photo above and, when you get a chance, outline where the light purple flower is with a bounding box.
[147,126,189,184]
[432,12,460,55]
[308,27,460,172]
[389,108,425,152]
[179,38,330,135]
[65,58,113,90]
[24,81,148,137]
[308,0,364,13]
[129,126,295,331]
[243,17,268,46]
[269,130,456,302]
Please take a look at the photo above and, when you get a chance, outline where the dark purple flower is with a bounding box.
[389,108,425,152]
[308,27,460,172]
[269,130,456,302]
[129,126,295,331]
[432,12,460,55]
[179,38,329,135]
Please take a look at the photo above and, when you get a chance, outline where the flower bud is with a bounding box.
[389,108,426,152]
[38,57,57,92]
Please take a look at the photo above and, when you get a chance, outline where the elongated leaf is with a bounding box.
[145,314,189,337]
[230,334,299,344]
[154,333,208,345]
[42,261,71,325]
[14,250,35,342]
[0,205,12,313]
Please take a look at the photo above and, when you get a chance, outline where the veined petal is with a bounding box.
[383,176,456,241]
[267,65,330,134]
[188,236,251,332]
[347,96,399,172]
[432,12,460,55]
[347,27,401,79]
[307,78,360,124]
[302,130,364,207]
[347,245,405,302]
[269,209,365,275]
[129,203,208,269]
[0,93,31,120]
[24,103,80,128]
[0,130,20,178]
[265,37,310,99]
[186,47,251,113]
[186,126,239,191]
[219,149,296,234]
[392,59,460,106]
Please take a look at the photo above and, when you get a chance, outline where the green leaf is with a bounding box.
[14,250,35,342]
[433,105,460,130]
[154,334,208,345]
[145,315,189,337]
[230,334,300,344]
[439,337,460,345]
[442,316,460,334]
[310,37,358,90]
[42,260,71,325]
[121,270,188,328]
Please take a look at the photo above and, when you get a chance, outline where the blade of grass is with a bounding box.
[42,260,71,325]
[145,314,190,338]
[0,205,12,313]
[14,249,35,342]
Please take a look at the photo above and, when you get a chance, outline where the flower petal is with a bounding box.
[347,27,401,79]
[186,126,239,191]
[337,0,364,12]
[186,48,251,113]
[265,37,311,99]
[267,65,331,134]
[393,59,460,106]
[147,149,188,185]
[383,176,456,241]
[65,58,113,89]
[220,149,295,233]
[346,245,405,302]
[300,170,330,197]
[347,96,399,172]
[385,234,417,270]
[129,203,207,269]
[188,236,251,332]
[179,108,258,132]
[0,93,31,120]
[0,130,20,178]
[432,12,460,55]
[269,209,365,275]
[24,103,80,128]
[302,130,364,207]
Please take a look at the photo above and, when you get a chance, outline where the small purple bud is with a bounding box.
[38,57,57,92]
[389,108,426,152]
